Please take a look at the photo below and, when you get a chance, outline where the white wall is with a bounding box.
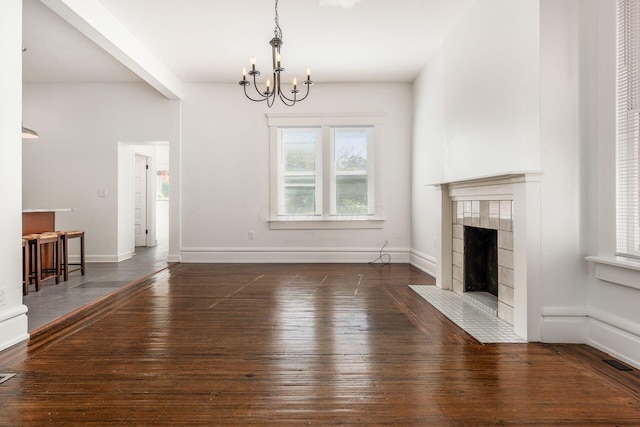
[411,0,540,275]
[117,144,135,259]
[537,0,589,342]
[583,0,640,369]
[411,52,445,275]
[22,83,180,262]
[0,0,29,351]
[180,83,413,262]
[441,0,541,181]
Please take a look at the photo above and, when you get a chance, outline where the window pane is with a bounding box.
[336,175,368,215]
[335,130,367,172]
[282,130,318,172]
[284,176,316,215]
[156,170,169,200]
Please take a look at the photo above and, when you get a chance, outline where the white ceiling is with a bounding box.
[22,0,476,87]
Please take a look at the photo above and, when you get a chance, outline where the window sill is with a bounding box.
[269,216,385,230]
[586,255,640,291]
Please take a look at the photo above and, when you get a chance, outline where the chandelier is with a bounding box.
[239,0,313,107]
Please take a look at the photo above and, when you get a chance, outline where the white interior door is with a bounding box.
[134,154,148,247]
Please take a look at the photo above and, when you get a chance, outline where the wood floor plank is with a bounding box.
[0,263,639,425]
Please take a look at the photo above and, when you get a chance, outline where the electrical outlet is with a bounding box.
[248,231,255,240]
[97,188,108,197]
[0,288,6,307]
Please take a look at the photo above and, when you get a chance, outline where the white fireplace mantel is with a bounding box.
[430,172,543,341]
[430,171,542,193]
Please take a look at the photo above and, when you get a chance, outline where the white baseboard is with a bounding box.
[587,316,640,370]
[167,253,181,263]
[540,315,588,343]
[409,249,437,277]
[179,246,410,263]
[81,253,131,263]
[540,308,640,369]
[0,305,29,352]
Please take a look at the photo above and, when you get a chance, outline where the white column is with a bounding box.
[513,175,542,341]
[436,184,452,290]
[0,0,29,350]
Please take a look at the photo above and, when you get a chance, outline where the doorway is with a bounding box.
[118,142,170,261]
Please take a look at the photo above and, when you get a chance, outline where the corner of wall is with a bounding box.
[0,305,29,352]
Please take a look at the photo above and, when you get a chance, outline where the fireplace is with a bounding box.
[431,173,542,340]
[464,226,498,296]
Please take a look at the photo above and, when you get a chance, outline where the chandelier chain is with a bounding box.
[274,0,283,39]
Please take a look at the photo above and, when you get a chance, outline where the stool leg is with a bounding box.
[23,242,29,296]
[63,235,69,282]
[35,240,42,292]
[80,233,85,275]
[55,238,61,284]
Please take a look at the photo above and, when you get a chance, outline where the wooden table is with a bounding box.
[22,209,73,234]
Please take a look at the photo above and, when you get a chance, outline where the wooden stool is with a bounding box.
[58,230,85,281]
[22,234,40,293]
[34,232,61,290]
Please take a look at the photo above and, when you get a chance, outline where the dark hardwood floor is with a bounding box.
[1,263,639,425]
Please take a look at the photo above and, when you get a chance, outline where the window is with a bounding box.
[268,114,384,229]
[278,128,322,215]
[331,127,374,215]
[156,170,170,201]
[616,0,640,259]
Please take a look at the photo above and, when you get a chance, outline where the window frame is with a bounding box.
[268,113,385,230]
[616,0,640,259]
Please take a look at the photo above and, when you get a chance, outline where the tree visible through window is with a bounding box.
[156,170,169,200]
[332,128,372,215]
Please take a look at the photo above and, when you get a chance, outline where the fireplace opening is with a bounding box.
[464,226,498,297]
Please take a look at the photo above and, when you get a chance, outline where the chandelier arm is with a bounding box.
[267,91,276,108]
[279,81,310,104]
[278,89,296,104]
[295,83,312,102]
[243,85,269,102]
[250,73,269,99]
[278,91,297,107]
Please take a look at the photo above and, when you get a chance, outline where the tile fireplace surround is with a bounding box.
[452,199,514,324]
[434,173,542,341]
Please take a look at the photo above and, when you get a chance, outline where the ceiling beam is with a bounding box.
[40,0,183,100]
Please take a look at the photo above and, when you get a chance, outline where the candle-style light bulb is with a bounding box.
[251,56,256,71]
[307,67,311,80]
[242,67,247,80]
[293,77,297,90]
[266,79,271,92]
[276,52,281,67]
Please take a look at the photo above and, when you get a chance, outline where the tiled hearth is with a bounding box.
[452,200,515,325]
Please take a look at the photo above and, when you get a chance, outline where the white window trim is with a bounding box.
[268,113,385,230]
